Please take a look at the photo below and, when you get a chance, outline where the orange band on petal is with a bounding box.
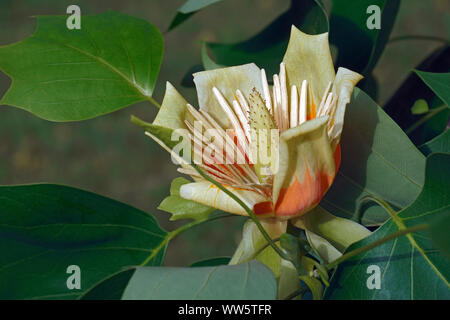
[274,165,335,218]
[307,99,316,121]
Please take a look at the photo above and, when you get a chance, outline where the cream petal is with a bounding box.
[229,219,287,273]
[153,81,193,130]
[305,230,342,265]
[179,181,269,216]
[293,206,371,252]
[272,116,337,218]
[193,63,263,128]
[282,26,335,106]
[329,67,363,150]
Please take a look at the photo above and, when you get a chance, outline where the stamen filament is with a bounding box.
[299,80,308,124]
[290,85,298,128]
[260,69,273,114]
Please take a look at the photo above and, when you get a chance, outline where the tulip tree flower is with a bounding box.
[142,26,372,298]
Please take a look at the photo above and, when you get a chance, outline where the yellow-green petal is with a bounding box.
[305,229,342,264]
[329,67,363,149]
[296,206,371,252]
[229,219,287,265]
[153,81,193,130]
[282,26,335,106]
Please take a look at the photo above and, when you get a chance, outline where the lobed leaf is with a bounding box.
[0,11,164,121]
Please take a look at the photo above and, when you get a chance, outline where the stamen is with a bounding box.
[232,100,251,142]
[260,69,272,114]
[273,74,282,128]
[178,167,201,179]
[290,85,298,128]
[200,110,259,185]
[185,107,247,185]
[327,94,339,136]
[321,93,334,117]
[299,80,308,124]
[185,103,213,129]
[213,87,247,151]
[236,89,250,116]
[279,63,289,131]
[200,109,244,162]
[317,81,332,116]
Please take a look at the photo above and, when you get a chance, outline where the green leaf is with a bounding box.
[325,153,450,300]
[415,71,450,107]
[0,11,164,121]
[322,88,426,226]
[159,177,215,221]
[429,211,450,258]
[0,184,167,299]
[411,99,429,115]
[190,257,231,267]
[330,0,400,75]
[80,268,136,300]
[122,260,277,299]
[168,0,223,31]
[204,0,328,75]
[419,130,450,156]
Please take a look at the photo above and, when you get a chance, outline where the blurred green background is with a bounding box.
[0,0,448,266]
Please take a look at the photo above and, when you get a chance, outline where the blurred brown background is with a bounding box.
[0,0,449,265]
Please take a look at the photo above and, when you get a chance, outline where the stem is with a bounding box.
[326,223,428,270]
[190,163,292,262]
[406,105,447,135]
[388,35,450,45]
[140,213,233,266]
[148,96,161,109]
